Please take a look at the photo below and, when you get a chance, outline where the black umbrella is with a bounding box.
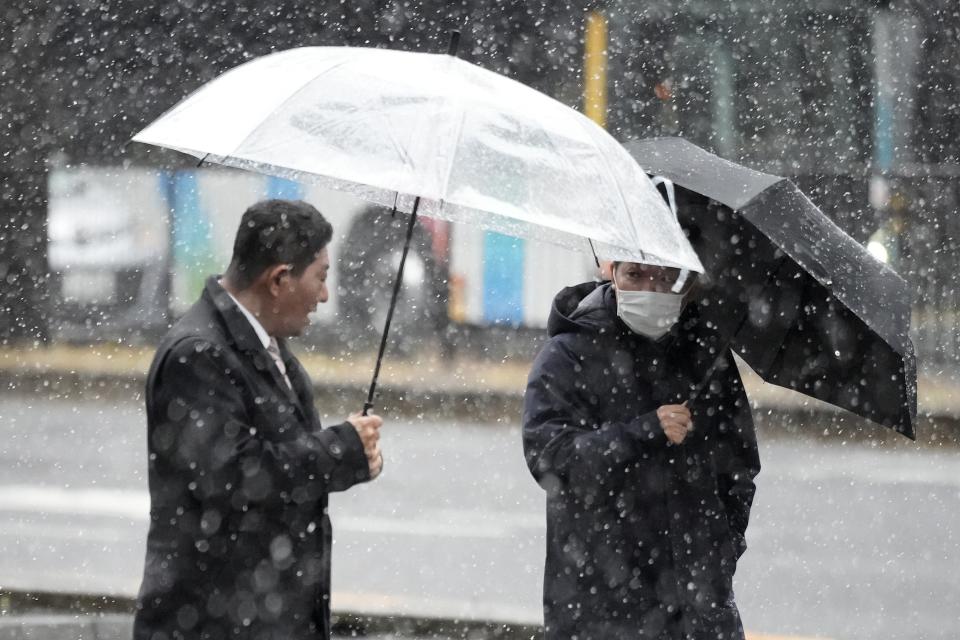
[625,137,917,439]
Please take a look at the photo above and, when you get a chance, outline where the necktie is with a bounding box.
[266,337,293,390]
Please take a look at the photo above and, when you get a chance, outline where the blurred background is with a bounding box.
[3,0,958,368]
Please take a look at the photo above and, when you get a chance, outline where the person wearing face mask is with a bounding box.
[522,252,760,640]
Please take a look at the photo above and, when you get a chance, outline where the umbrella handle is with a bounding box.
[363,196,421,416]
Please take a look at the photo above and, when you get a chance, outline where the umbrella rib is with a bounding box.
[570,115,647,263]
[689,253,791,401]
[743,180,911,352]
[221,58,354,164]
[749,179,908,289]
[437,105,468,203]
[437,61,469,201]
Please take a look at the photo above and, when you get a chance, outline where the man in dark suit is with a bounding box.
[134,199,384,640]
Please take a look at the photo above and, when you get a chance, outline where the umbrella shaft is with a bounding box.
[689,255,790,403]
[364,197,421,416]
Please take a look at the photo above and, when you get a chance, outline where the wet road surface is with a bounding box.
[1,392,958,639]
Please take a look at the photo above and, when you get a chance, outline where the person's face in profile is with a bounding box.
[271,247,330,336]
[613,261,684,294]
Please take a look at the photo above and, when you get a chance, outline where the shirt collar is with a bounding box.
[223,288,271,350]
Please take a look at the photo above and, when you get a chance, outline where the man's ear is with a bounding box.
[264,264,293,296]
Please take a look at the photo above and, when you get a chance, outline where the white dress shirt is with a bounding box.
[224,288,292,389]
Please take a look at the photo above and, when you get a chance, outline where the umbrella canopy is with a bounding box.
[625,137,917,439]
[134,45,702,272]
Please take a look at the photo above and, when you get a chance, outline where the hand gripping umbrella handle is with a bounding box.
[363,196,421,416]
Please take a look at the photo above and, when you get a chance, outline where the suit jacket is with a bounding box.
[133,277,370,640]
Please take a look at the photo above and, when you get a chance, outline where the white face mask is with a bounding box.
[613,275,684,339]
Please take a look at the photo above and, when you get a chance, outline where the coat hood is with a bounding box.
[546,281,618,337]
[547,281,710,359]
[548,280,694,337]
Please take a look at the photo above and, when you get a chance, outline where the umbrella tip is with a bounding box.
[447,30,461,56]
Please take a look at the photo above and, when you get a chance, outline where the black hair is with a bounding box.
[225,199,333,289]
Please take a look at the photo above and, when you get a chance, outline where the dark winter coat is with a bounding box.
[523,282,760,640]
[134,277,370,640]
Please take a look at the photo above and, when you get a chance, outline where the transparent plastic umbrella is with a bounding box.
[133,42,704,411]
